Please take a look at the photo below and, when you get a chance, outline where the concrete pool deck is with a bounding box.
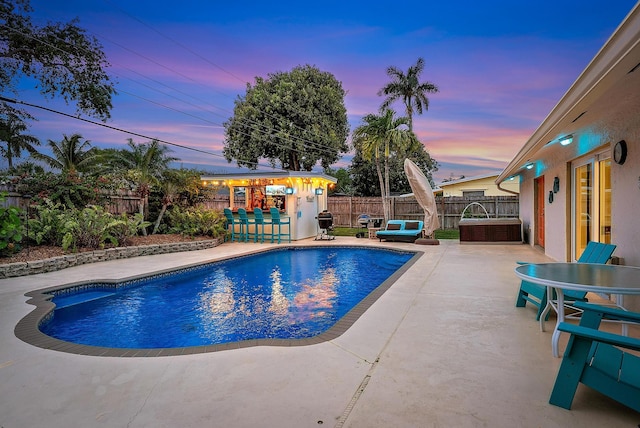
[1,238,638,427]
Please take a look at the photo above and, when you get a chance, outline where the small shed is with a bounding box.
[201,171,337,241]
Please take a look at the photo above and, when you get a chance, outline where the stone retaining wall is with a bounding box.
[0,238,223,279]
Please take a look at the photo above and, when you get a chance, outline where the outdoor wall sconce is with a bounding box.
[559,135,573,146]
[549,190,554,204]
[315,188,324,195]
[285,187,294,195]
[553,177,560,193]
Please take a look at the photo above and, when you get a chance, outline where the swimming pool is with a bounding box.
[16,246,420,356]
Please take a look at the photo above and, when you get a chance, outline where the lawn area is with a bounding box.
[332,227,459,240]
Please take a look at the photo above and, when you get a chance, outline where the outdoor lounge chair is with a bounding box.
[549,302,640,412]
[515,241,616,320]
[376,220,423,243]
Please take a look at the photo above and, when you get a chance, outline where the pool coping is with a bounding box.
[14,245,423,357]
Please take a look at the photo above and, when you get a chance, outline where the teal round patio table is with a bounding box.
[515,262,640,357]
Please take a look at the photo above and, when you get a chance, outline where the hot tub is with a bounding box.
[459,218,522,243]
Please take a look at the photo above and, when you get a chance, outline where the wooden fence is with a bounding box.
[328,195,519,229]
[3,183,518,231]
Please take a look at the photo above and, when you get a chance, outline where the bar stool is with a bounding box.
[223,208,238,242]
[269,207,291,243]
[237,208,256,242]
[253,208,271,243]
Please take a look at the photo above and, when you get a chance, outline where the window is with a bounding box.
[462,190,484,197]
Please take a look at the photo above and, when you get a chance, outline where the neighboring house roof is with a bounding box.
[497,4,640,184]
[437,173,519,196]
[438,173,501,188]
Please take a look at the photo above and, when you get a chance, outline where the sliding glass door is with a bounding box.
[572,153,611,260]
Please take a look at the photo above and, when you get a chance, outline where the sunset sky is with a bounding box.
[8,0,638,182]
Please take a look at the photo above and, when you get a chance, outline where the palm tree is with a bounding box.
[352,109,418,221]
[151,168,200,234]
[378,57,439,132]
[0,115,40,170]
[31,133,99,174]
[110,139,178,234]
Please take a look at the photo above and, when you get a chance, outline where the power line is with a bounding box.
[0,95,286,172]
[2,15,348,168]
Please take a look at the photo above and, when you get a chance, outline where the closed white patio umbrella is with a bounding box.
[403,158,440,239]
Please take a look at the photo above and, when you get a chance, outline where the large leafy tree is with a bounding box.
[31,133,99,174]
[0,0,116,120]
[0,111,39,169]
[223,64,349,171]
[352,109,418,221]
[378,57,438,132]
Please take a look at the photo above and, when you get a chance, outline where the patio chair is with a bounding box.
[269,207,291,243]
[237,208,256,242]
[515,241,616,320]
[549,302,640,412]
[253,208,271,243]
[223,208,238,242]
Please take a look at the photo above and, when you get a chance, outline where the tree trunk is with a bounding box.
[152,204,168,235]
[375,159,388,222]
[139,199,147,236]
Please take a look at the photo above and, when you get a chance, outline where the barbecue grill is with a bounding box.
[315,210,335,240]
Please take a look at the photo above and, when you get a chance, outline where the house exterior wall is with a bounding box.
[611,131,640,268]
[440,176,519,197]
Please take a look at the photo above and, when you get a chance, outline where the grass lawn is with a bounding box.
[332,227,459,240]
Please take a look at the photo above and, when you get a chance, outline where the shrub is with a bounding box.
[0,192,24,256]
[27,199,71,247]
[110,213,151,245]
[28,200,151,251]
[165,206,226,238]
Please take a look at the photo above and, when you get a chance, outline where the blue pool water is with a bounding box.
[41,247,414,349]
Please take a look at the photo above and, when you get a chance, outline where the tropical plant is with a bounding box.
[0,0,116,121]
[30,133,99,174]
[0,112,40,170]
[378,57,439,132]
[350,144,438,196]
[165,206,226,238]
[107,139,178,234]
[27,200,146,250]
[70,205,124,249]
[223,64,349,171]
[352,109,418,221]
[0,192,23,256]
[109,213,151,244]
[26,199,73,247]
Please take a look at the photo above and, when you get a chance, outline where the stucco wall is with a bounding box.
[542,164,569,262]
[441,176,519,197]
[610,136,640,268]
[519,178,534,246]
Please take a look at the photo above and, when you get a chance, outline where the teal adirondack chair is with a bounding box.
[253,208,271,243]
[269,207,291,243]
[515,241,616,320]
[549,302,640,412]
[237,208,256,242]
[223,208,238,242]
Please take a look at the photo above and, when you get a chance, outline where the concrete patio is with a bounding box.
[1,238,638,427]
